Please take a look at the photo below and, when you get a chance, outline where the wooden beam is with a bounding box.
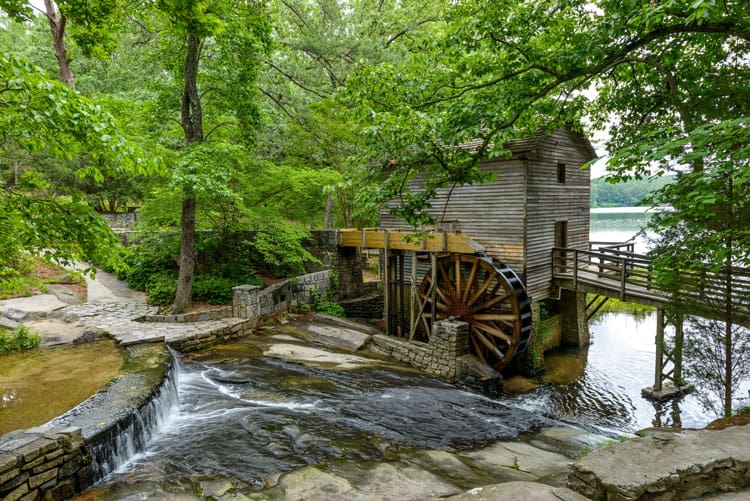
[339,229,484,254]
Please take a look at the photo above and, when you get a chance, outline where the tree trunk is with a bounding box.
[172,32,204,313]
[44,0,75,89]
[173,196,196,313]
[323,193,334,228]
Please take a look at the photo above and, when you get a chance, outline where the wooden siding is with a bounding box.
[380,160,527,273]
[525,128,592,300]
[379,127,595,297]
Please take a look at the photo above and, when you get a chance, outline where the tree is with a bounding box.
[0,0,124,88]
[0,54,152,273]
[340,0,748,223]
[257,0,447,228]
[148,0,272,312]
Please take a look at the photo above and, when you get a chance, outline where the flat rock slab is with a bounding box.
[447,481,591,501]
[568,425,750,500]
[22,319,101,346]
[0,295,68,316]
[269,462,461,500]
[461,440,572,483]
[263,343,382,370]
[277,315,375,352]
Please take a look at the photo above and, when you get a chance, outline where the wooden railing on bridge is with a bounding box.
[552,245,750,323]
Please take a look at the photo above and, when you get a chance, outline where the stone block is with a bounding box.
[31,455,64,475]
[19,489,40,501]
[3,482,29,501]
[16,438,58,464]
[0,467,21,485]
[0,454,19,475]
[29,468,58,488]
[20,456,45,471]
[45,449,64,461]
[0,471,29,493]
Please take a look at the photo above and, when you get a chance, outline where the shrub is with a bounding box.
[145,273,177,306]
[192,274,235,305]
[0,326,41,355]
[310,289,345,317]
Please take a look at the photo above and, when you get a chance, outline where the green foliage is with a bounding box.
[192,275,235,305]
[310,289,345,317]
[0,325,41,356]
[145,272,177,306]
[591,176,674,208]
[248,227,320,278]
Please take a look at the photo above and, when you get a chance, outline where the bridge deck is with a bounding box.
[552,246,750,326]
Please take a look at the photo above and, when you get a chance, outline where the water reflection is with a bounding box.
[508,312,714,432]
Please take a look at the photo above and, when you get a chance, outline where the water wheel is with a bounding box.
[417,254,531,371]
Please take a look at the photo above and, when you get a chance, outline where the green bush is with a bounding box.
[0,326,41,355]
[192,275,235,305]
[310,289,345,317]
[145,273,177,306]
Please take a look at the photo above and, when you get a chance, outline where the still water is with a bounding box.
[512,207,749,433]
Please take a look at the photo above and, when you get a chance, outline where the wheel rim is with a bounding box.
[418,254,531,371]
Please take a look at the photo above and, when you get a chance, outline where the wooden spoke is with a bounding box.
[462,259,479,304]
[473,321,513,344]
[417,255,532,371]
[471,293,512,313]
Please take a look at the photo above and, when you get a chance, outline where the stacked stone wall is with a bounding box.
[138,306,233,324]
[0,427,86,501]
[339,293,384,319]
[369,320,470,381]
[233,271,331,320]
[168,319,256,352]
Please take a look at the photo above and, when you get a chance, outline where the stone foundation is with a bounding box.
[339,292,384,319]
[0,427,84,501]
[369,320,470,381]
[232,270,331,320]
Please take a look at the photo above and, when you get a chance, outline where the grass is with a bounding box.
[588,295,655,319]
[0,256,80,299]
[0,325,41,356]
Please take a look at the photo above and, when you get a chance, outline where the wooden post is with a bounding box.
[399,251,406,337]
[573,249,579,287]
[409,250,417,340]
[654,308,664,391]
[430,253,437,326]
[384,231,389,335]
[619,257,627,300]
[674,311,684,385]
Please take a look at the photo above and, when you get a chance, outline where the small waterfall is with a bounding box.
[84,351,180,484]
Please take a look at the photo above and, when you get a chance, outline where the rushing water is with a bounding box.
[83,343,552,497]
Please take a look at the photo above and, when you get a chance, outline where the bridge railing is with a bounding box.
[552,246,750,309]
[552,247,654,298]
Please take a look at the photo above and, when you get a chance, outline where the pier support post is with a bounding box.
[560,290,589,347]
[642,308,694,401]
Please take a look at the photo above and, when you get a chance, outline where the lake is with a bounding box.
[512,207,749,432]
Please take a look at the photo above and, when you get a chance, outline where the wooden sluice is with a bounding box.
[338,228,532,372]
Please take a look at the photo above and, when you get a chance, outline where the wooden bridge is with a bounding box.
[551,243,750,325]
[552,243,750,399]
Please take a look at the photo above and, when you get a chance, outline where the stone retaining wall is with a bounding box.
[168,319,257,352]
[233,271,331,320]
[370,320,470,381]
[138,306,233,324]
[0,427,84,501]
[339,292,384,319]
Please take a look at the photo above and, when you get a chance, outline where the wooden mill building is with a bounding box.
[379,127,596,303]
[339,127,596,373]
